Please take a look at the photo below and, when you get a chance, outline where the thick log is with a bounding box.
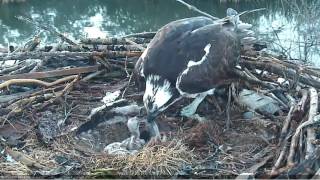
[44,44,143,52]
[80,37,127,45]
[80,37,150,45]
[306,88,318,159]
[286,147,320,178]
[287,115,320,166]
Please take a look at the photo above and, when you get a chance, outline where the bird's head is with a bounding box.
[143,75,178,122]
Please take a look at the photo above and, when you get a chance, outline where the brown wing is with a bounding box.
[176,23,241,95]
[134,17,215,82]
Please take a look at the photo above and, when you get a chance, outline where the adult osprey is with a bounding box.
[135,9,255,138]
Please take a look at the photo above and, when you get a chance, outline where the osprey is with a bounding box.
[135,9,255,138]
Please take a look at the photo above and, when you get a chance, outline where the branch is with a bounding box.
[306,87,318,159]
[175,0,219,20]
[0,65,100,81]
[0,75,78,89]
[122,31,156,39]
[16,16,78,46]
[240,57,320,89]
[0,51,142,61]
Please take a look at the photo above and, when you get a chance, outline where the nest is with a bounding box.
[109,139,195,177]
[0,162,31,176]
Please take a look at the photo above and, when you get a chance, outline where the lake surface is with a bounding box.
[0,0,319,65]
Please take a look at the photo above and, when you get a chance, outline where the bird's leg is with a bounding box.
[180,93,207,118]
[180,89,214,122]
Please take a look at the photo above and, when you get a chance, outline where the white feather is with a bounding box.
[143,74,173,112]
[139,46,150,77]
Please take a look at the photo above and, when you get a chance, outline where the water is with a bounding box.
[0,0,319,65]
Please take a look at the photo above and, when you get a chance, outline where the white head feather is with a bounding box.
[143,74,173,113]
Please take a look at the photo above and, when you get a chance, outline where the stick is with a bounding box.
[125,38,146,51]
[16,16,78,46]
[271,141,289,176]
[23,35,41,52]
[80,37,127,45]
[0,65,100,81]
[0,89,39,104]
[287,114,320,166]
[226,84,232,130]
[236,154,273,179]
[38,75,79,110]
[41,44,143,52]
[122,32,156,39]
[233,68,277,89]
[0,51,142,61]
[5,147,46,169]
[81,70,105,82]
[294,89,309,114]
[279,104,295,143]
[240,57,320,89]
[312,168,320,179]
[306,88,318,159]
[175,0,219,20]
[0,75,78,89]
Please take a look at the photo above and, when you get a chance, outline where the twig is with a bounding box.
[38,75,79,110]
[81,70,105,82]
[237,8,266,17]
[236,154,273,179]
[5,147,46,169]
[121,72,134,99]
[175,0,219,20]
[226,83,232,130]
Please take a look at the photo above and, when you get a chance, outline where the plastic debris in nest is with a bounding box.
[238,89,282,118]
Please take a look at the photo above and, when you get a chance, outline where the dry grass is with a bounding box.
[0,161,31,176]
[109,139,196,177]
